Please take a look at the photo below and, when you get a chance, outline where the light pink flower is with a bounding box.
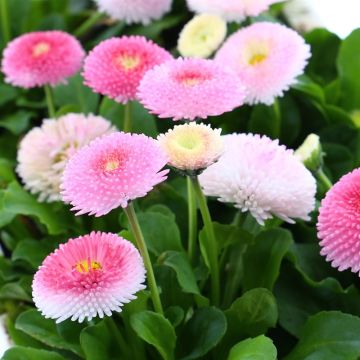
[17,113,114,202]
[94,0,172,24]
[215,22,311,105]
[137,58,246,121]
[61,132,169,216]
[317,169,360,273]
[32,231,146,323]
[83,36,172,104]
[199,133,316,224]
[1,31,85,88]
[186,0,282,22]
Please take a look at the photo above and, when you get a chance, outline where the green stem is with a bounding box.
[44,85,56,118]
[187,176,198,264]
[0,0,10,44]
[191,176,220,306]
[74,11,105,37]
[124,203,164,315]
[316,168,332,191]
[273,98,281,139]
[123,102,132,133]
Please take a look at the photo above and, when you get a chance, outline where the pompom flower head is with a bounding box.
[199,133,316,224]
[186,0,282,22]
[83,36,172,104]
[138,58,246,121]
[1,31,85,88]
[94,0,172,24]
[17,113,114,202]
[32,231,146,323]
[215,22,311,105]
[177,14,227,58]
[61,132,169,216]
[158,123,223,172]
[317,169,360,273]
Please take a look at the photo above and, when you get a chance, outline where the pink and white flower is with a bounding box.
[32,232,146,323]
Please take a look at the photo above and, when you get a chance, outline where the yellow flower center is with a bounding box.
[75,260,102,274]
[116,54,141,71]
[104,160,120,171]
[32,42,51,57]
[176,133,202,150]
[248,53,267,66]
[182,77,202,86]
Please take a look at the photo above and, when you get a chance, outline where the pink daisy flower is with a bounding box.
[199,133,316,225]
[61,132,169,216]
[317,169,360,273]
[17,113,114,203]
[215,22,311,105]
[32,232,146,323]
[83,36,172,104]
[94,0,172,24]
[1,31,85,88]
[137,58,246,121]
[186,0,282,22]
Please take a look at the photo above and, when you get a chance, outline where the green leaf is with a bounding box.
[3,182,76,235]
[226,288,278,337]
[53,74,99,114]
[0,84,17,106]
[227,335,277,360]
[275,260,360,337]
[291,75,325,104]
[305,28,340,84]
[0,281,32,302]
[285,311,360,360]
[2,347,66,360]
[337,29,360,110]
[137,211,184,256]
[12,240,56,269]
[15,309,84,357]
[322,143,354,181]
[80,319,131,360]
[162,251,200,294]
[178,307,227,360]
[0,111,32,135]
[131,311,176,360]
[243,228,293,291]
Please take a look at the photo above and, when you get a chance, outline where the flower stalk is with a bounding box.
[124,203,164,315]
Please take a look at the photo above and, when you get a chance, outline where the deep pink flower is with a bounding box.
[82,36,172,103]
[61,132,169,216]
[215,22,310,105]
[1,31,85,88]
[137,58,246,121]
[317,169,360,273]
[32,232,146,323]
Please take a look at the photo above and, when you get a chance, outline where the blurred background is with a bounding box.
[285,0,360,38]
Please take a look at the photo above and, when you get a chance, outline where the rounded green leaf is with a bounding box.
[2,347,66,360]
[130,311,176,360]
[179,307,227,360]
[285,311,360,360]
[243,228,293,291]
[15,309,84,357]
[227,335,277,360]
